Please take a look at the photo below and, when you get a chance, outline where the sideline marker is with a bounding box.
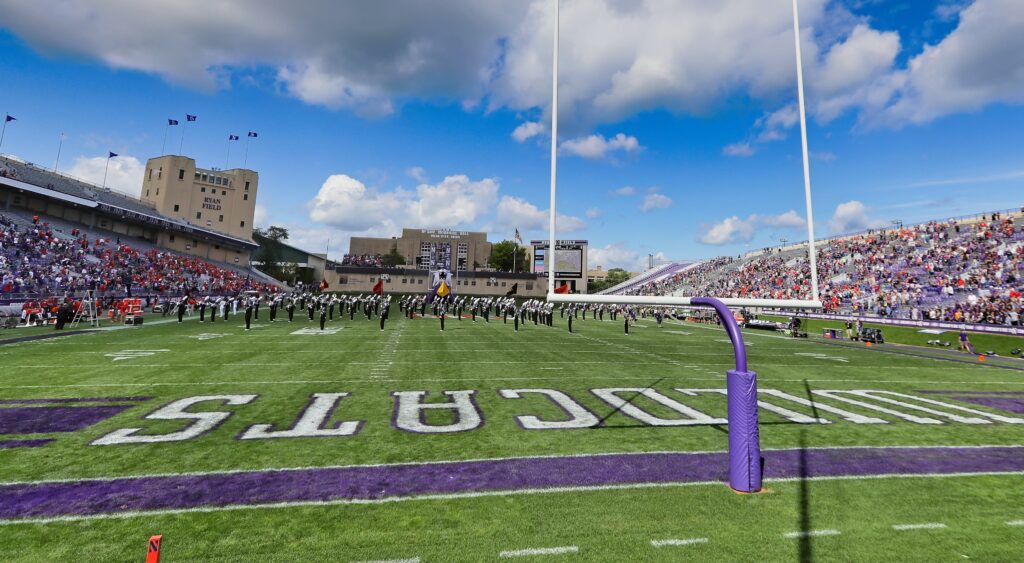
[146,535,163,563]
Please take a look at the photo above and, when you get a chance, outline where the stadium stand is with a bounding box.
[608,209,1024,326]
[340,254,384,268]
[1,210,279,301]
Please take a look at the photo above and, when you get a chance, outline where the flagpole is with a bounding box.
[54,133,66,172]
[179,123,186,155]
[225,138,231,169]
[101,154,111,190]
[161,123,169,155]
[0,118,8,154]
[243,136,251,168]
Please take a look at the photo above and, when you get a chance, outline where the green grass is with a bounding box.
[765,314,1024,357]
[1,308,1023,561]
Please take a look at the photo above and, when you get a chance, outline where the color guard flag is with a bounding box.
[436,280,450,298]
[186,114,197,122]
[372,279,384,295]
[318,278,329,291]
[506,283,518,296]
[167,118,178,125]
[248,131,258,138]
[229,134,239,141]
[554,283,570,294]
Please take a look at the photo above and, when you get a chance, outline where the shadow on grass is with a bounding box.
[799,379,818,563]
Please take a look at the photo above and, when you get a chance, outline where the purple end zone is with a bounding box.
[0,406,132,434]
[0,439,54,449]
[952,396,1024,414]
[0,397,152,405]
[3,446,1022,520]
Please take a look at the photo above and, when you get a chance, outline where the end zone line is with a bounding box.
[5,446,1022,487]
[1,472,1023,526]
[892,522,946,531]
[651,538,708,547]
[499,546,578,558]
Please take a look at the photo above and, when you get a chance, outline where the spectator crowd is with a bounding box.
[618,211,1023,326]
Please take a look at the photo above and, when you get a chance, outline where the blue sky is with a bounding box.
[0,0,1021,270]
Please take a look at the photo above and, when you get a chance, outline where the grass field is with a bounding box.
[1,306,1023,561]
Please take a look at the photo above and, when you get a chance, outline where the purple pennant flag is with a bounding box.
[228,134,239,141]
[108,151,118,158]
[186,114,197,122]
[4,114,15,122]
[167,118,179,125]
[247,131,258,138]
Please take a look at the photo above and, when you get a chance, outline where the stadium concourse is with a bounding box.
[610,208,1024,327]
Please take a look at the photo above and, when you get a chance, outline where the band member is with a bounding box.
[244,299,253,331]
[199,299,207,322]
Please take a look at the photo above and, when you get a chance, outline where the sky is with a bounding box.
[0,0,1022,271]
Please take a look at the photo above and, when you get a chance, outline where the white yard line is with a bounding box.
[892,523,947,531]
[650,538,708,547]
[498,546,578,558]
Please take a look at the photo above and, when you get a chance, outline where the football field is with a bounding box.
[1,310,1023,561]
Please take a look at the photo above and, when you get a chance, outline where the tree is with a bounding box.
[488,240,529,272]
[252,225,290,280]
[382,244,406,267]
[587,267,631,293]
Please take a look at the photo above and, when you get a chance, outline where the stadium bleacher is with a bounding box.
[1,209,281,302]
[609,209,1023,326]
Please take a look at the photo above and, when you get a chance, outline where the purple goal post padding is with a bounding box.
[691,297,762,493]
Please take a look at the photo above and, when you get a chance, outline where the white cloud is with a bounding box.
[588,243,665,272]
[828,200,887,234]
[613,186,636,197]
[491,195,585,234]
[307,172,499,237]
[722,142,755,157]
[511,121,545,142]
[585,207,601,219]
[810,151,837,162]
[6,0,1020,132]
[0,1,527,112]
[559,133,641,160]
[699,210,806,245]
[65,154,145,198]
[866,0,1024,127]
[588,243,639,271]
[640,193,672,213]
[406,166,427,183]
[253,204,269,228]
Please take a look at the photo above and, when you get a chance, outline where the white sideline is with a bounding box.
[892,523,946,531]
[650,538,708,547]
[499,546,578,558]
[1007,520,1024,526]
[1,471,1023,527]
[7,373,1024,391]
[783,529,840,538]
[353,559,419,563]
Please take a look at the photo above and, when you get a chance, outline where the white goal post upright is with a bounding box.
[542,0,825,494]
[545,0,822,311]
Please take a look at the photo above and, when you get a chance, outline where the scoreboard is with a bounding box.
[530,240,587,279]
